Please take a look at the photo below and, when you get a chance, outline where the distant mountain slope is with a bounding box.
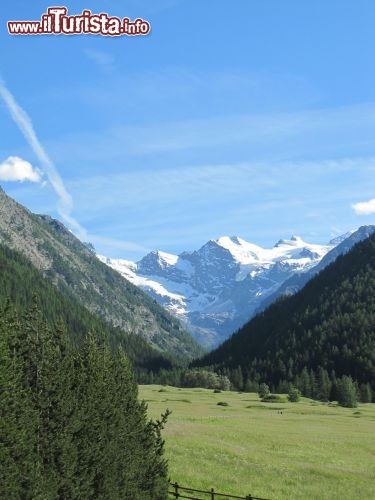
[255,225,375,313]
[0,187,201,359]
[100,235,333,348]
[194,233,375,389]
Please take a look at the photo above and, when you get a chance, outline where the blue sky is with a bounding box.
[1,1,375,259]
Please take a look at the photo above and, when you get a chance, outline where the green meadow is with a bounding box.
[139,385,375,500]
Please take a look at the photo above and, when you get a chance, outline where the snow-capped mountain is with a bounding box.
[256,225,375,314]
[99,234,333,348]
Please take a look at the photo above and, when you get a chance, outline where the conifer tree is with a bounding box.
[359,382,373,403]
[317,367,332,401]
[337,376,358,408]
[0,302,38,498]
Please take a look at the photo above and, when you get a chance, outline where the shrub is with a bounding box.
[182,369,230,390]
[261,394,285,403]
[288,387,301,402]
[217,401,229,406]
[258,383,270,399]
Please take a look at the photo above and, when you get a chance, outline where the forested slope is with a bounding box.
[0,243,176,377]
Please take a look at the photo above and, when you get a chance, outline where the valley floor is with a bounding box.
[140,385,375,500]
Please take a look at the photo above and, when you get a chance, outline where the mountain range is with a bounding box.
[101,227,375,348]
[99,235,333,347]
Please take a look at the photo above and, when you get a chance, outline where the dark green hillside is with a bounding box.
[0,187,202,359]
[0,243,176,376]
[195,233,375,394]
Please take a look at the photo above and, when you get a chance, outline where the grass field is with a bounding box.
[139,385,375,500]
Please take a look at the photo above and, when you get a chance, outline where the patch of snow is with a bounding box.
[157,250,178,266]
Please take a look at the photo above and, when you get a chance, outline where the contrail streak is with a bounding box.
[0,78,86,238]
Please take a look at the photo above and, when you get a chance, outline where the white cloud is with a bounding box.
[0,79,86,239]
[352,198,375,215]
[0,156,42,183]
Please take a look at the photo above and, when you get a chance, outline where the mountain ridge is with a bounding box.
[0,186,201,359]
[254,225,375,314]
